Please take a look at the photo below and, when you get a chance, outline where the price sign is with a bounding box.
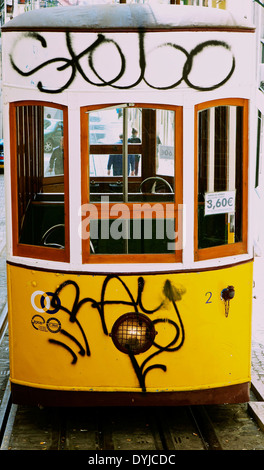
[205,191,236,216]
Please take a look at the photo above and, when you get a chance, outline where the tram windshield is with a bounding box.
[83,104,181,258]
[89,106,175,201]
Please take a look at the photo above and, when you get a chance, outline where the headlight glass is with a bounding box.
[111,313,156,355]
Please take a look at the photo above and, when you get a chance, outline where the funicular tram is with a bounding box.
[1,3,256,406]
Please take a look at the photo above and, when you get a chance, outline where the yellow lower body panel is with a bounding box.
[7,261,253,394]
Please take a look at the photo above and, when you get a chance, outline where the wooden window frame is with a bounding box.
[194,98,248,262]
[81,103,183,264]
[10,101,70,262]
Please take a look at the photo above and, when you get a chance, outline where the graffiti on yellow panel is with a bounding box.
[30,275,186,392]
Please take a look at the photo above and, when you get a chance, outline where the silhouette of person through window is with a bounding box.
[107,134,135,176]
[48,136,64,175]
[128,128,141,176]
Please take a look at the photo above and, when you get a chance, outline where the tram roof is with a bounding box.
[2,4,254,33]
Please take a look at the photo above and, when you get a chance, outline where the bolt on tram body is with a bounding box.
[1,3,256,406]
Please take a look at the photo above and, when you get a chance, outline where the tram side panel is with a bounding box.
[7,262,252,403]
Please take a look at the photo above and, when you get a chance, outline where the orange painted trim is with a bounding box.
[86,253,179,264]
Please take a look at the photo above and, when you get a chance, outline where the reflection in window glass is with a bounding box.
[43,106,64,177]
[198,105,243,249]
[15,104,65,248]
[156,109,175,177]
[88,106,176,255]
[89,107,142,181]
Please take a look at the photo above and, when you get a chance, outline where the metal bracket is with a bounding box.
[221,286,235,317]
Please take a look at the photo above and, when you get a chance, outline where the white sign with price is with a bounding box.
[205,191,236,216]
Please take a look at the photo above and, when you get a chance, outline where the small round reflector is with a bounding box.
[111,313,156,355]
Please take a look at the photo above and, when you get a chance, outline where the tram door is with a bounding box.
[86,104,181,256]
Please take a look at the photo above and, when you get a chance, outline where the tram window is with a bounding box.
[10,102,69,261]
[81,105,182,260]
[195,100,248,260]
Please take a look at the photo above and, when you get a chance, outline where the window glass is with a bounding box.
[156,109,175,177]
[86,105,178,256]
[197,105,243,249]
[15,104,66,250]
[43,106,64,177]
[89,107,143,203]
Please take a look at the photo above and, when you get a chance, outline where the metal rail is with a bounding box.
[0,303,8,345]
[0,381,17,450]
[0,303,13,450]
[188,406,223,450]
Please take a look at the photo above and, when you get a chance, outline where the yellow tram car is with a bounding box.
[2,4,256,406]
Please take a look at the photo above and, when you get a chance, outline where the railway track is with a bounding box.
[0,391,222,450]
[1,304,264,451]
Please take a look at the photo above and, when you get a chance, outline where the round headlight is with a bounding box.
[111,313,156,355]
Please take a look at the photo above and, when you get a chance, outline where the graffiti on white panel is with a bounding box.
[9,31,235,93]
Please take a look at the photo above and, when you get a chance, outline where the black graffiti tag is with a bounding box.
[44,275,185,391]
[10,30,235,93]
